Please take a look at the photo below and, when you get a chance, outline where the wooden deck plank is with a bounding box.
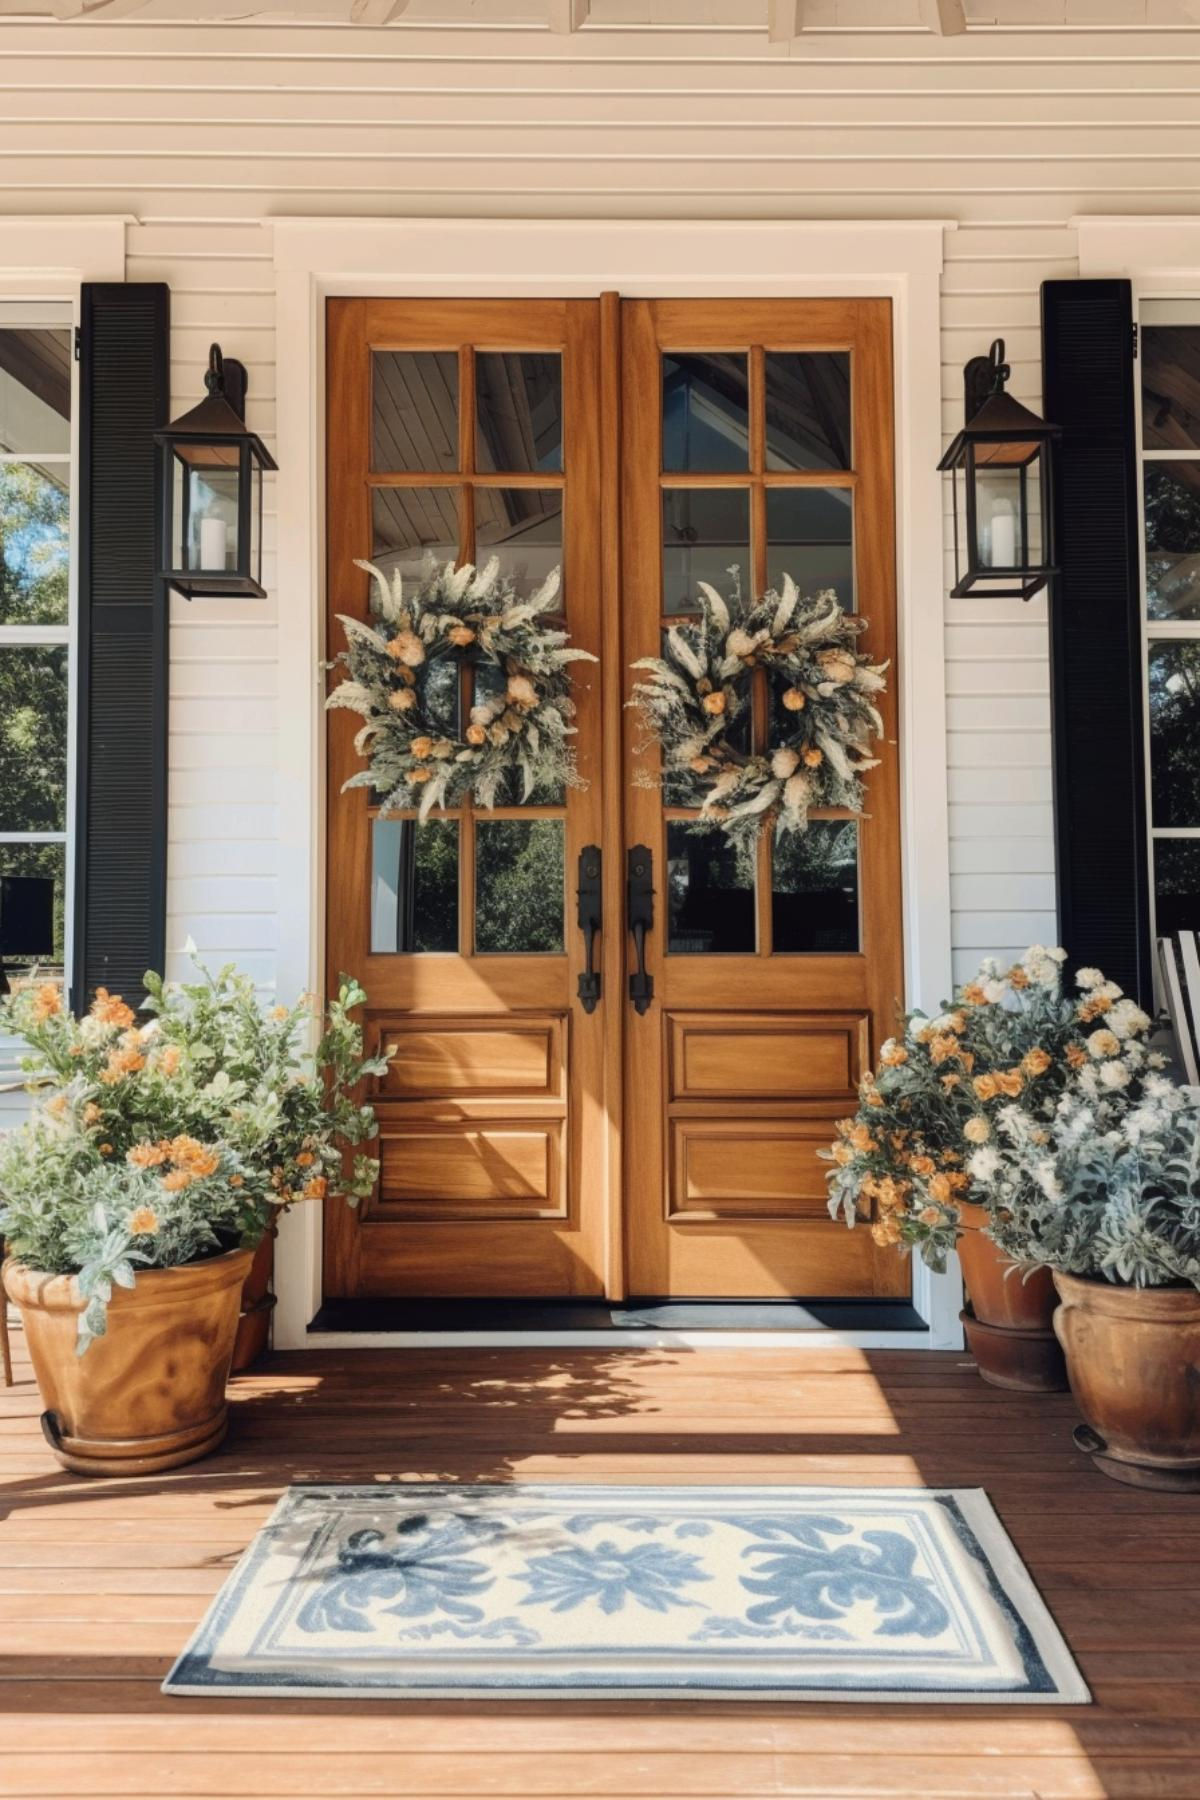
[2,1335,1199,1799]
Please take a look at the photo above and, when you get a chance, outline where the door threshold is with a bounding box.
[305,1297,928,1350]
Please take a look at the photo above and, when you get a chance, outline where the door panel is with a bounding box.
[620,298,906,1300]
[324,299,607,1299]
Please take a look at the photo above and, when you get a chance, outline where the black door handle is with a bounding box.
[576,845,602,1012]
[627,844,654,1015]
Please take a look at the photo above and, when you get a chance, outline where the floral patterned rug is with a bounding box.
[163,1483,1088,1702]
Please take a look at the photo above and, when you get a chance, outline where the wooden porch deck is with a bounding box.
[3,1333,1200,1799]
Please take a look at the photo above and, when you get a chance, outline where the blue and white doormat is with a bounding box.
[164,1483,1088,1702]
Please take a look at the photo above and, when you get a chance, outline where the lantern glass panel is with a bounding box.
[171,444,240,574]
[249,453,263,586]
[973,464,1026,571]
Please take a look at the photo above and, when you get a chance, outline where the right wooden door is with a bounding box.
[620,299,907,1299]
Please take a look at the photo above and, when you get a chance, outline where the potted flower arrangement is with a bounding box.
[0,957,386,1476]
[824,948,1161,1391]
[988,1078,1200,1489]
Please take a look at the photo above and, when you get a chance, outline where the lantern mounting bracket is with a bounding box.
[962,337,1010,424]
[204,342,248,422]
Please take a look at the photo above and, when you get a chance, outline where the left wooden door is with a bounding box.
[324,299,607,1299]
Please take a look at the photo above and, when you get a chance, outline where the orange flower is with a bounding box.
[271,1005,289,1021]
[169,1136,219,1178]
[1022,1047,1052,1078]
[880,1043,908,1067]
[831,1141,855,1166]
[871,1216,902,1247]
[873,1177,909,1214]
[940,1073,962,1089]
[128,1141,169,1168]
[466,723,488,746]
[702,690,727,716]
[44,1094,68,1119]
[996,1069,1025,1098]
[409,767,432,785]
[962,983,987,1005]
[1008,967,1030,990]
[91,988,135,1031]
[918,1206,942,1226]
[128,1206,159,1235]
[98,1143,113,1156]
[910,1155,936,1178]
[1066,1043,1087,1069]
[99,1046,145,1085]
[972,1073,998,1102]
[802,747,823,768]
[410,736,434,761]
[303,1176,328,1200]
[82,1102,101,1127]
[386,630,425,668]
[865,1089,885,1108]
[929,1034,959,1066]
[848,1123,877,1154]
[929,1173,953,1205]
[448,624,475,647]
[781,688,806,712]
[230,1174,244,1188]
[295,1151,316,1168]
[161,1169,193,1192]
[31,982,62,1022]
[157,1044,182,1077]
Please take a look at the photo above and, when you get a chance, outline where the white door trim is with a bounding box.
[271,216,962,1350]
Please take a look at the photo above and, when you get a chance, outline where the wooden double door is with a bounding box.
[324,295,905,1303]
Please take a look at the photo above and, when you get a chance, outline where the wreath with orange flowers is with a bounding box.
[328,556,596,817]
[629,573,889,848]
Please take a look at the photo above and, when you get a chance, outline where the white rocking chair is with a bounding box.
[1157,931,1200,1092]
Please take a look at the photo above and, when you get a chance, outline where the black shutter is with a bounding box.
[73,283,170,1010]
[1041,278,1151,1004]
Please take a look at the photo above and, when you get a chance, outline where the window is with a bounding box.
[0,304,75,1010]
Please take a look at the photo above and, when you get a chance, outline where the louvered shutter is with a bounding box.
[73,283,170,1009]
[1041,278,1151,1004]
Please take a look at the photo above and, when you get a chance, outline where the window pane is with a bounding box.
[474,487,562,601]
[662,488,750,615]
[0,327,71,455]
[371,817,458,953]
[371,486,460,585]
[474,819,565,953]
[1155,838,1200,939]
[0,644,68,833]
[667,822,756,954]
[765,352,851,472]
[476,353,562,474]
[767,486,854,610]
[371,352,458,473]
[772,820,860,953]
[1142,324,1200,451]
[662,353,749,472]
[1149,642,1200,827]
[1145,463,1200,622]
[0,841,65,986]
[0,460,69,625]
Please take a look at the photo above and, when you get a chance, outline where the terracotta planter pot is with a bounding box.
[3,1246,254,1478]
[1053,1271,1200,1491]
[230,1222,277,1374]
[957,1203,1067,1393]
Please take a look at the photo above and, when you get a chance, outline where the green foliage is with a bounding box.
[823,949,1162,1273]
[629,572,887,850]
[0,954,388,1350]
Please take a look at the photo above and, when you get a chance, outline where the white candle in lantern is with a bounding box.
[989,498,1016,568]
[199,515,228,570]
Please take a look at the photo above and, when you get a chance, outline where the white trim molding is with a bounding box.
[271,216,960,1351]
[0,217,128,293]
[1075,216,1200,284]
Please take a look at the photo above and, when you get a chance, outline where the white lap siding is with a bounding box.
[2,10,1187,994]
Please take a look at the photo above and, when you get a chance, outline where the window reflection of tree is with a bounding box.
[1150,642,1200,826]
[1145,463,1200,620]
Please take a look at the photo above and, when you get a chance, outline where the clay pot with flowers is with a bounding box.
[824,948,1162,1392]
[0,956,387,1476]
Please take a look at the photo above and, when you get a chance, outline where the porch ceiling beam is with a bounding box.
[548,0,589,30]
[349,0,410,20]
[921,0,968,33]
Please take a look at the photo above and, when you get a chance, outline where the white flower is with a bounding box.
[1149,1052,1170,1070]
[1087,1028,1121,1059]
[771,747,800,779]
[1076,967,1106,990]
[1077,1064,1101,1099]
[967,1145,1003,1187]
[963,1115,990,1144]
[1034,1165,1064,1202]
[1099,1059,1132,1090]
[982,979,1009,1005]
[1105,997,1152,1041]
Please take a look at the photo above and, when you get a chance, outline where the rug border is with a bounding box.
[162,1482,1090,1706]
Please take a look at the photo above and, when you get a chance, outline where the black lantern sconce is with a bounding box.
[938,338,1060,602]
[155,343,277,600]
